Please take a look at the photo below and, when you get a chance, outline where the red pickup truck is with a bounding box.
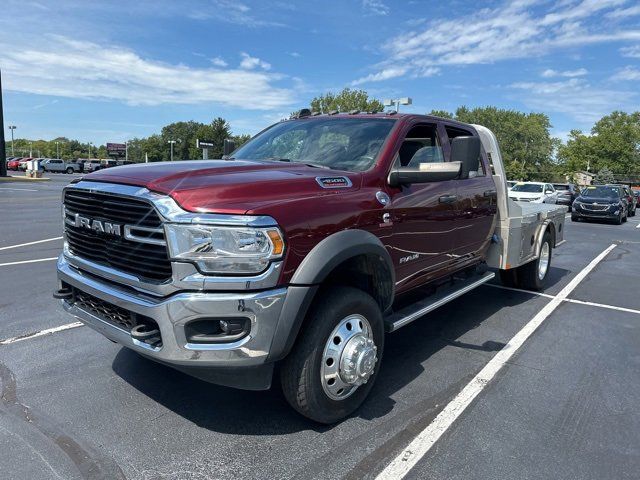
[55,113,565,422]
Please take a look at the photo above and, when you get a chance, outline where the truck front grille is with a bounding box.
[63,188,173,283]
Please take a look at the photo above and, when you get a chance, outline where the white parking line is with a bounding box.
[0,187,39,192]
[0,236,63,251]
[376,244,617,479]
[636,223,640,229]
[0,257,58,267]
[486,284,640,315]
[0,322,83,346]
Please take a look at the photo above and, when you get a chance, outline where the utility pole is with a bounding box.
[125,141,128,162]
[0,69,6,177]
[9,125,16,156]
[55,141,60,159]
[88,142,93,159]
[168,140,177,162]
[29,141,33,157]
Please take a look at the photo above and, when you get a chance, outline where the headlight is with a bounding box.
[165,224,285,275]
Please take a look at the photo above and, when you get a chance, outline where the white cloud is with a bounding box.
[187,0,285,27]
[620,44,640,58]
[362,0,389,16]
[355,0,640,83]
[288,52,301,58]
[606,4,640,19]
[239,52,271,70]
[610,66,640,81]
[0,35,295,109]
[352,67,409,85]
[210,56,228,67]
[541,68,588,77]
[510,78,636,123]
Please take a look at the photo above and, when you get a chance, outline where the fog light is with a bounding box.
[220,319,245,335]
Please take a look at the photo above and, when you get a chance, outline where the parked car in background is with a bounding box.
[508,182,558,204]
[507,180,517,189]
[612,184,636,217]
[7,158,23,170]
[18,158,36,171]
[41,158,82,174]
[83,160,103,172]
[572,185,628,224]
[553,183,578,211]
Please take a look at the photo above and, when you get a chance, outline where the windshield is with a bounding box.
[581,186,620,198]
[231,118,396,172]
[511,183,543,193]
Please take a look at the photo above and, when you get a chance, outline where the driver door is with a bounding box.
[387,122,459,294]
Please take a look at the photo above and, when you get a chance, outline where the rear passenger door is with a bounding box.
[443,124,497,262]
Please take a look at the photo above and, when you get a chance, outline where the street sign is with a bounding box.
[196,139,215,148]
[107,142,126,157]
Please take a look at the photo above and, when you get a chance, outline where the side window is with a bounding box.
[399,124,444,168]
[445,126,486,177]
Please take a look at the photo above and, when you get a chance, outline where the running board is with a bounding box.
[384,272,495,332]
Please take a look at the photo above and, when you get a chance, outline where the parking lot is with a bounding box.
[1,175,639,480]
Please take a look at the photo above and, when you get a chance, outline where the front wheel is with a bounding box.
[66,167,74,174]
[280,287,384,424]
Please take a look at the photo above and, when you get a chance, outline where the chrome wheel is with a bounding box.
[321,314,378,401]
[538,241,550,280]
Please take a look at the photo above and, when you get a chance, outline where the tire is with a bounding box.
[622,211,628,223]
[615,212,623,225]
[571,215,578,222]
[630,207,636,217]
[66,167,74,174]
[280,286,384,424]
[515,231,552,291]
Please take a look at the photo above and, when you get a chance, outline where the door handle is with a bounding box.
[484,189,497,197]
[439,194,458,204]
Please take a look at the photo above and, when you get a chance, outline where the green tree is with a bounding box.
[557,111,640,178]
[427,109,454,119]
[437,106,558,181]
[309,88,384,114]
[593,167,615,184]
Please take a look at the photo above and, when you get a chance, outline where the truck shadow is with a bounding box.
[112,267,569,434]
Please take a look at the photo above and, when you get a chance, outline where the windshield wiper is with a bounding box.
[263,157,329,169]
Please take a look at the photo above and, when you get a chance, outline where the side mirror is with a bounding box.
[388,162,461,187]
[451,136,480,179]
[223,138,236,156]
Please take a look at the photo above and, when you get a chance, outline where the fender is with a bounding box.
[267,229,395,362]
[290,229,395,290]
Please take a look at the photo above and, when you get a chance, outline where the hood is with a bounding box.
[577,196,620,204]
[84,160,361,214]
[508,191,544,199]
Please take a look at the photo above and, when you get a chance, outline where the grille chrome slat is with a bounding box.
[63,189,172,283]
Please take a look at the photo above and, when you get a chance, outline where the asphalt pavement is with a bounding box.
[1,176,639,480]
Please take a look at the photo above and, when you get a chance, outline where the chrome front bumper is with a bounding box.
[57,255,288,369]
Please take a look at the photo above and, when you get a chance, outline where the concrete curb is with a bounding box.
[0,175,51,182]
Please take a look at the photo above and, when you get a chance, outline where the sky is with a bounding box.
[1,0,639,145]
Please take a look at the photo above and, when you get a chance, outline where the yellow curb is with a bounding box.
[0,175,51,182]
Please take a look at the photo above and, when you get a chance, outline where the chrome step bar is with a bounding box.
[384,272,495,332]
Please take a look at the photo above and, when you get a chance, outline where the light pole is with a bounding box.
[29,141,33,157]
[55,141,60,159]
[383,97,412,113]
[168,140,177,162]
[8,125,16,156]
[88,142,93,159]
